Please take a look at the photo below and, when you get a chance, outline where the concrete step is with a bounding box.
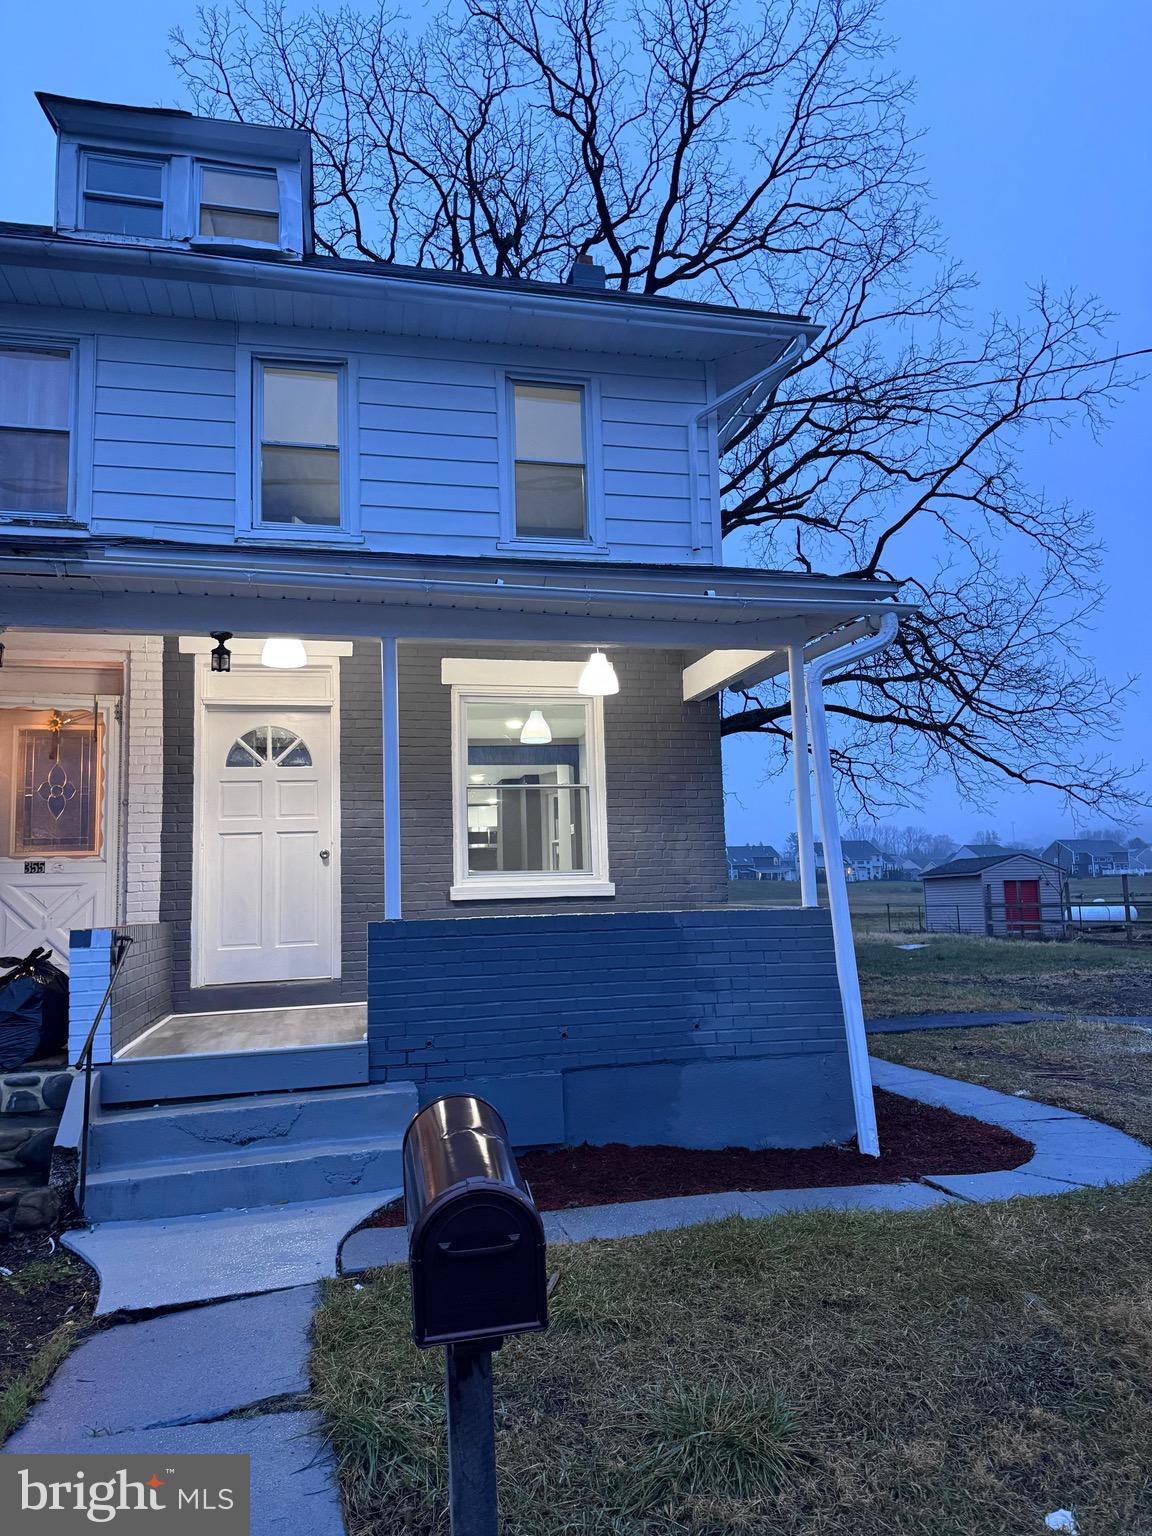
[90,1083,416,1170]
[82,1134,406,1222]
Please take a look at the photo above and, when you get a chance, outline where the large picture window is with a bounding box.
[512,382,587,540]
[450,681,612,900]
[0,346,72,516]
[257,363,342,527]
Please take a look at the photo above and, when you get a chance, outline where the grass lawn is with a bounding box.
[313,1015,1152,1535]
[871,1015,1152,1143]
[857,933,1152,1019]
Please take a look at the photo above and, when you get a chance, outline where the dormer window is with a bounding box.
[198,166,279,245]
[82,153,165,237]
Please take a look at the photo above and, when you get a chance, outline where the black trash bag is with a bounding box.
[0,947,70,1069]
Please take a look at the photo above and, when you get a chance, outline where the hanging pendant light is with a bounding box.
[261,637,308,669]
[209,631,233,673]
[578,649,619,696]
[520,709,552,745]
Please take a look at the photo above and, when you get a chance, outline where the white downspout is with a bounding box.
[804,612,900,1157]
[787,643,818,906]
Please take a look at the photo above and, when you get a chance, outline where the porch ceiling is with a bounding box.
[0,539,909,650]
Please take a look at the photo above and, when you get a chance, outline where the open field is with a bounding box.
[856,932,1152,1018]
[314,1018,1152,1536]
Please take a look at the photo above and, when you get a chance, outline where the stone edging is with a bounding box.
[339,1060,1152,1271]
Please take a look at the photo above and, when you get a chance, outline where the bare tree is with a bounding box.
[171,0,1147,815]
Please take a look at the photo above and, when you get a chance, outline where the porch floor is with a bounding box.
[116,1002,367,1059]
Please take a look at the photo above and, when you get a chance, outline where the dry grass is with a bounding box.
[314,1180,1152,1535]
[857,933,1152,1018]
[871,1016,1152,1153]
[313,1004,1152,1536]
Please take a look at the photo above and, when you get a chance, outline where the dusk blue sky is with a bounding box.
[2,0,1148,848]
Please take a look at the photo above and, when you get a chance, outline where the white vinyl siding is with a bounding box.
[8,316,714,560]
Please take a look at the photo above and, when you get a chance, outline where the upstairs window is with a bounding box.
[82,154,165,237]
[513,382,587,540]
[257,363,341,526]
[199,166,279,244]
[0,346,71,515]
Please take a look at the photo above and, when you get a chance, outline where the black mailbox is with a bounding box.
[402,1094,548,1350]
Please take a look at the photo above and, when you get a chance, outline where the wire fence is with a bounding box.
[856,877,1152,945]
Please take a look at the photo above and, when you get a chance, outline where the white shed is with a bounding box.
[921,853,1065,937]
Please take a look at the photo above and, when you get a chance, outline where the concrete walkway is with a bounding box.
[6,1286,344,1534]
[867,1010,1152,1033]
[65,1189,401,1315]
[342,1059,1152,1268]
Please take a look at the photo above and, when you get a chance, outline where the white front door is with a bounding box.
[0,698,120,970]
[199,708,337,985]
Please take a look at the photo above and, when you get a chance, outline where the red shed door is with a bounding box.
[1004,879,1041,935]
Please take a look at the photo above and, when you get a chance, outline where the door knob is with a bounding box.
[319,848,331,863]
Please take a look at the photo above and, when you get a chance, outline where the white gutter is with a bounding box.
[804,612,900,1156]
[689,332,816,438]
[0,547,900,617]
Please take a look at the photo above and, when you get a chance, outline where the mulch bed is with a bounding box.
[367,1088,1032,1226]
[0,1228,98,1400]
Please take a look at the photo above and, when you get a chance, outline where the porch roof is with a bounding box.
[0,536,908,650]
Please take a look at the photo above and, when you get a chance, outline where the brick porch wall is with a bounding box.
[367,907,853,1147]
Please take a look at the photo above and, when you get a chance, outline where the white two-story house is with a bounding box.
[0,94,906,1221]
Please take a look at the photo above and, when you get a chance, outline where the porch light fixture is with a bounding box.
[519,709,552,745]
[578,650,619,696]
[261,637,307,669]
[209,631,233,673]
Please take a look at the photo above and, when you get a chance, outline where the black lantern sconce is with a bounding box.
[209,631,233,673]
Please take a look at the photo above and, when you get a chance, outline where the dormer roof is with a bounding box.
[37,92,314,259]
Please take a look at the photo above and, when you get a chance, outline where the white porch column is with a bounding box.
[381,637,402,919]
[804,614,899,1158]
[787,643,818,907]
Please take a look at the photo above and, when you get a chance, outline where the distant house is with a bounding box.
[922,852,1064,936]
[807,839,887,882]
[952,843,1018,862]
[1129,846,1152,874]
[1042,838,1130,879]
[727,844,784,880]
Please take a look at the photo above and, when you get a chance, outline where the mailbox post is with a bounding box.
[402,1095,548,1536]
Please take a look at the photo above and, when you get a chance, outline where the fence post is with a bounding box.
[886,904,892,933]
[984,884,993,938]
[1123,872,1133,945]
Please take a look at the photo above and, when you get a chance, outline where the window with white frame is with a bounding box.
[452,685,611,899]
[512,382,587,540]
[81,153,166,237]
[256,363,341,527]
[0,346,72,515]
[199,166,280,244]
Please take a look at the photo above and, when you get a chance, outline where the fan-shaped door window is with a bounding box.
[224,725,312,768]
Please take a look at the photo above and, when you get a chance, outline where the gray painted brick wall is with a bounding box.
[161,638,383,1011]
[367,906,846,1085]
[398,644,729,917]
[110,924,173,1054]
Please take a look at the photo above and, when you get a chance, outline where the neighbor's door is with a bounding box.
[198,708,337,985]
[1004,878,1041,936]
[0,699,120,970]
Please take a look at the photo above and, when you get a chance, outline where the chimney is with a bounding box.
[566,254,607,289]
